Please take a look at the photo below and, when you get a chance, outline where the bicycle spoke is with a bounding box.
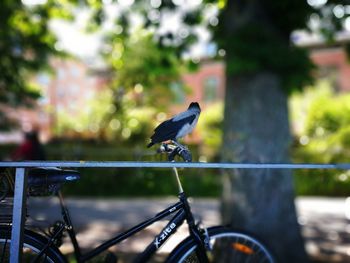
[167,227,274,263]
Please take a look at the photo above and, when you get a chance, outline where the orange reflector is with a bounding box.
[232,242,254,255]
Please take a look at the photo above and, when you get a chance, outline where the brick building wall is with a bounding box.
[182,60,225,106]
[0,58,102,143]
[310,47,350,92]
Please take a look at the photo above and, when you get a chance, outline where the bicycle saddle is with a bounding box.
[28,167,80,186]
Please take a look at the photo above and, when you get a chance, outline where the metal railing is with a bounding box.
[1,160,350,263]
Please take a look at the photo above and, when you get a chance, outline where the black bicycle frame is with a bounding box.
[53,191,209,263]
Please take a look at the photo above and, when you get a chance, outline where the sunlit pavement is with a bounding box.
[26,197,350,262]
[296,197,350,262]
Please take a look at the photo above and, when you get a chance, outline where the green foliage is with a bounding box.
[0,0,74,129]
[55,89,114,138]
[93,29,188,145]
[62,167,221,197]
[54,89,156,144]
[39,141,221,197]
[305,93,350,137]
[198,103,223,160]
[291,82,350,196]
[224,24,315,92]
[111,106,156,144]
[104,31,182,102]
[215,1,350,93]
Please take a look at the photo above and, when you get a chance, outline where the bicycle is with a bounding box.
[0,142,275,263]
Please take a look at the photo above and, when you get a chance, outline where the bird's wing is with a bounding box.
[151,114,197,143]
[172,109,196,122]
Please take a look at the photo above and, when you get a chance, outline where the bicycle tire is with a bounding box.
[0,226,66,263]
[165,226,275,263]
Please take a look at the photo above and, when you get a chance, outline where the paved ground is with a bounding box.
[296,198,350,262]
[25,197,350,262]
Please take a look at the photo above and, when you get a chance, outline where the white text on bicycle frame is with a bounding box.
[154,223,177,248]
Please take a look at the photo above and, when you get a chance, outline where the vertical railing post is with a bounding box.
[10,167,27,263]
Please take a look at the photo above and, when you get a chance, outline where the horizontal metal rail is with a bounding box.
[1,161,350,169]
[2,161,350,263]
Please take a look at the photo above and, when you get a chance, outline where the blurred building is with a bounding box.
[293,30,350,91]
[1,44,350,144]
[310,47,350,92]
[0,58,105,143]
[182,60,225,106]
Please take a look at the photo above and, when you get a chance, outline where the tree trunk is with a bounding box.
[221,72,309,262]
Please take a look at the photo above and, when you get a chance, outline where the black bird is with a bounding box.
[147,102,201,148]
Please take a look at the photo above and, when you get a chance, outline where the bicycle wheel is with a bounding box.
[166,226,274,263]
[0,226,66,263]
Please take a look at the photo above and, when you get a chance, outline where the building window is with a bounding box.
[70,66,80,77]
[203,76,219,102]
[56,87,65,98]
[170,81,185,104]
[57,69,66,80]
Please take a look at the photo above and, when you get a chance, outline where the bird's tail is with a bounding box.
[147,142,154,148]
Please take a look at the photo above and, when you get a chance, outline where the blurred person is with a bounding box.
[11,131,46,161]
